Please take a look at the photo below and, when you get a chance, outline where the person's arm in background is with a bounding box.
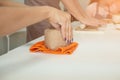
[61,0,105,26]
[0,6,72,41]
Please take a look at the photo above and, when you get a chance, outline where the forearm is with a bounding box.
[0,1,27,7]
[61,0,88,21]
[0,6,51,36]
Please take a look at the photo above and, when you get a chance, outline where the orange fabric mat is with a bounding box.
[30,41,78,55]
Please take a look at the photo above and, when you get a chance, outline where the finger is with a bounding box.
[67,20,71,43]
[68,21,73,43]
[66,14,72,43]
[65,21,70,43]
[61,22,66,41]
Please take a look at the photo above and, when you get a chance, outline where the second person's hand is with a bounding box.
[80,15,107,27]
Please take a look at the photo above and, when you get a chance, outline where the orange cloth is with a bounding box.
[30,41,78,55]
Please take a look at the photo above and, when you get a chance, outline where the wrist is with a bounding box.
[44,6,58,19]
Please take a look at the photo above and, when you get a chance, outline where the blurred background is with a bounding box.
[0,0,90,55]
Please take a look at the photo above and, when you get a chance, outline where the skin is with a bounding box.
[61,0,106,26]
[99,0,120,14]
[0,1,72,42]
[89,0,120,18]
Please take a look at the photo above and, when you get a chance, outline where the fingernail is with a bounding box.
[69,40,71,44]
[68,40,72,44]
[65,39,68,43]
[67,40,70,44]
[64,38,66,41]
[72,38,73,42]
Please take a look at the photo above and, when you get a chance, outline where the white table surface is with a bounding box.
[0,31,120,80]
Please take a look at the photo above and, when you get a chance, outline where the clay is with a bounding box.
[44,29,67,50]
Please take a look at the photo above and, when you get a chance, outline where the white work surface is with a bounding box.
[0,31,120,80]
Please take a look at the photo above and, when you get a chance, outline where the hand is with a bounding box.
[48,7,72,43]
[80,16,106,27]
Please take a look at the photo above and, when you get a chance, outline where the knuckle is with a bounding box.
[67,14,71,19]
[64,12,71,19]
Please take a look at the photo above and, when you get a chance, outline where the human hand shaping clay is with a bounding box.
[48,7,73,43]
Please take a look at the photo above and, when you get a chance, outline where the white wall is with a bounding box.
[10,0,24,3]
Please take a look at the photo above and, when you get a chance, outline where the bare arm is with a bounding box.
[61,0,105,26]
[0,5,72,42]
[0,6,50,36]
[0,0,27,7]
[0,0,72,41]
